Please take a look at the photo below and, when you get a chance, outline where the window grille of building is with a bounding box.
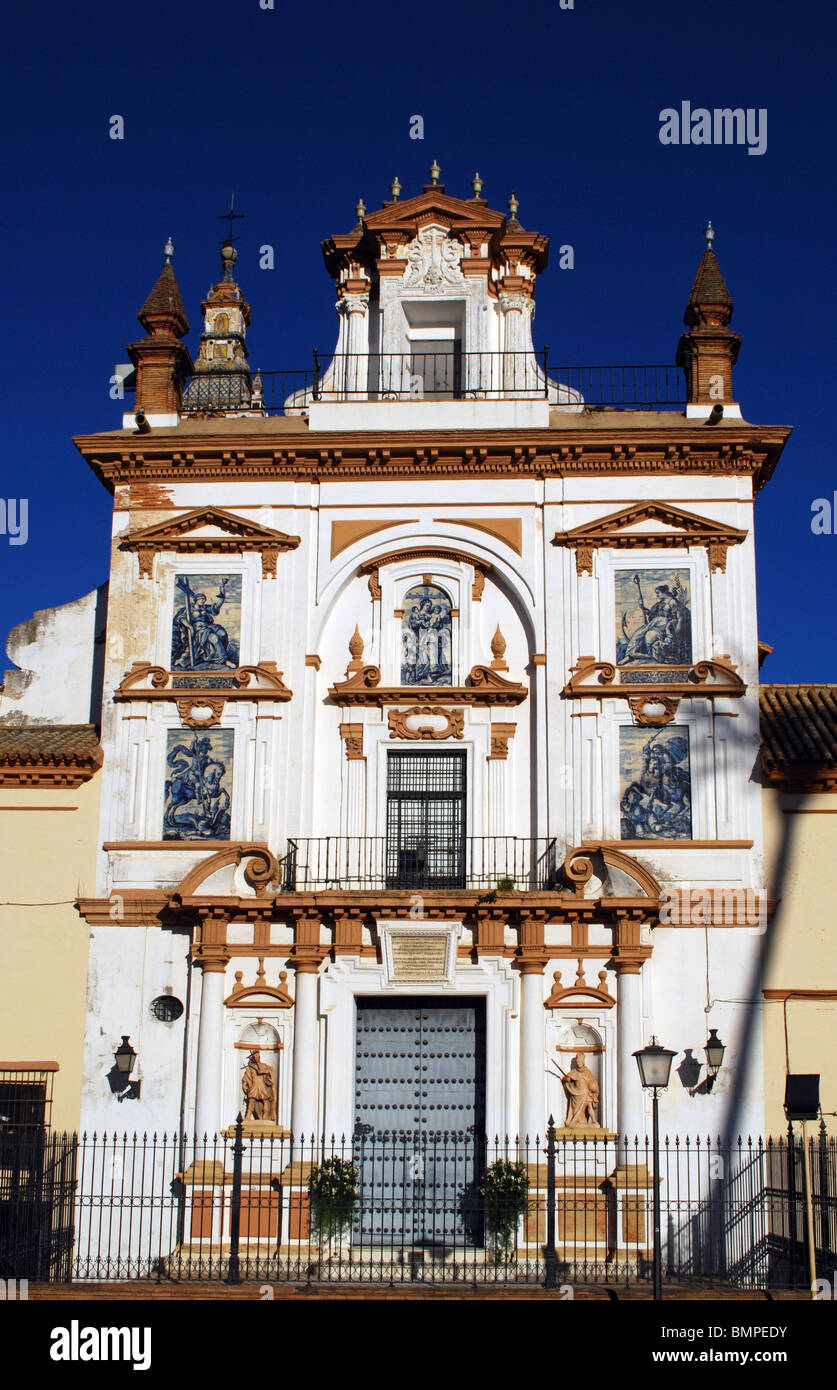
[0,1064,57,1134]
[385,750,466,889]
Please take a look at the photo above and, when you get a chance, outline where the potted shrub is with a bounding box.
[479,1159,530,1262]
[308,1157,359,1260]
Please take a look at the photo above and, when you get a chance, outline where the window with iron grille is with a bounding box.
[386,749,466,889]
[0,1065,56,1135]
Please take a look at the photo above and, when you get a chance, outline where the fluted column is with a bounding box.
[291,965,320,1140]
[337,293,369,397]
[499,291,534,393]
[615,964,645,1145]
[194,959,228,1138]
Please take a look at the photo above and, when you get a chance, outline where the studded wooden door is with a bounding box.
[353,998,486,1246]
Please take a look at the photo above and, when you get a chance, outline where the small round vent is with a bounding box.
[150,995,184,1023]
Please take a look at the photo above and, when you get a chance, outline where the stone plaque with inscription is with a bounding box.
[389,933,450,982]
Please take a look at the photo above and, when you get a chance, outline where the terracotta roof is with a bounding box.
[138,264,189,335]
[0,724,103,786]
[760,685,837,775]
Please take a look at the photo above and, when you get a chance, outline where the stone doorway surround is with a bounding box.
[319,952,518,1142]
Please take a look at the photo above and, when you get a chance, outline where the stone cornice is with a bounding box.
[74,424,791,494]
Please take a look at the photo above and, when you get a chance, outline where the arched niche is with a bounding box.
[401,581,453,685]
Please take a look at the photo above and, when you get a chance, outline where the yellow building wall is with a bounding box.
[762,786,837,1136]
[0,771,101,1131]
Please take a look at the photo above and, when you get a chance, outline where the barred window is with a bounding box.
[0,1064,57,1134]
[386,750,466,890]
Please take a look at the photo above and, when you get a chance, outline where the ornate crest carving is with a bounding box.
[403,225,465,291]
[387,706,465,740]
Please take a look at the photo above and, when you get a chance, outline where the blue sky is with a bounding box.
[1,0,835,682]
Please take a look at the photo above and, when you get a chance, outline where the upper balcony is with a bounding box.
[277,835,562,894]
[177,352,687,432]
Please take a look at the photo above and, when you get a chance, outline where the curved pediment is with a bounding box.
[563,844,662,900]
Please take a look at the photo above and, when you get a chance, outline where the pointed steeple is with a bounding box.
[676,224,741,410]
[182,235,262,415]
[138,264,189,336]
[127,241,193,418]
[683,222,734,326]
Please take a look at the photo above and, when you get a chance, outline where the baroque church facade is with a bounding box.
[69,171,791,1228]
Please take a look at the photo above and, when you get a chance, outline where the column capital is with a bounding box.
[515,957,549,976]
[610,949,652,975]
[197,953,231,973]
[290,949,329,974]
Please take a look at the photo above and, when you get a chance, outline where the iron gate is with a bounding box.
[0,1128,77,1280]
[354,999,486,1246]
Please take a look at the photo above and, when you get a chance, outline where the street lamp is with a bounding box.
[114,1036,137,1076]
[633,1037,677,1301]
[113,1036,141,1101]
[703,1029,726,1090]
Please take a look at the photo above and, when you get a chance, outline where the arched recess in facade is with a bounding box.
[313,533,542,843]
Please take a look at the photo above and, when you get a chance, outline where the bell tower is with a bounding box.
[182,201,263,416]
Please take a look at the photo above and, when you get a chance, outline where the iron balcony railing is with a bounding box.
[279,836,561,893]
[175,354,686,416]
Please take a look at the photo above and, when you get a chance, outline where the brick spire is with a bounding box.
[676,223,741,409]
[127,240,193,418]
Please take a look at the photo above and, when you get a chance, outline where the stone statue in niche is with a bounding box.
[241,1048,277,1123]
[401,583,453,685]
[561,1052,600,1127]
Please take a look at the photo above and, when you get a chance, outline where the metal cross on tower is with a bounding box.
[219,190,245,244]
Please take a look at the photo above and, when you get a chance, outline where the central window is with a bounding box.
[385,749,466,889]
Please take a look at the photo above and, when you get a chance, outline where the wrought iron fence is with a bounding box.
[174,356,686,416]
[2,1122,835,1287]
[279,836,562,893]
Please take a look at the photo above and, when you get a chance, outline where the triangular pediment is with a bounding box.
[365,191,505,233]
[120,508,300,578]
[553,502,746,574]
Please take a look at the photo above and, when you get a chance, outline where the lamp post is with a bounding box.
[633,1038,677,1301]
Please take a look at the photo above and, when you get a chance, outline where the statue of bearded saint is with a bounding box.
[241,1048,277,1123]
[562,1052,600,1128]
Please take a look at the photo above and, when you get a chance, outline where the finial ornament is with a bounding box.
[163,236,175,264]
[429,159,441,185]
[390,176,401,201]
[507,190,519,219]
[703,220,715,249]
[355,197,367,222]
[471,171,483,197]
